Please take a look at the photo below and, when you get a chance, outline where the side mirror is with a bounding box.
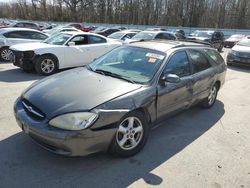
[67,41,75,46]
[160,74,181,85]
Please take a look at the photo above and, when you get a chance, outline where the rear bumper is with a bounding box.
[14,98,119,156]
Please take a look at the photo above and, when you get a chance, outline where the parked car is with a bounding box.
[0,21,40,30]
[170,29,186,40]
[41,24,58,31]
[0,28,48,62]
[92,28,120,37]
[43,26,82,36]
[227,38,250,66]
[107,30,138,41]
[10,32,122,75]
[224,34,245,48]
[146,28,167,31]
[125,31,176,43]
[14,40,226,157]
[187,30,224,52]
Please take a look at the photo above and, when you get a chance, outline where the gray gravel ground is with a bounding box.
[0,48,250,188]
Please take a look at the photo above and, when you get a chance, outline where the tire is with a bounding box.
[109,111,149,157]
[201,84,218,108]
[35,55,58,76]
[0,47,12,62]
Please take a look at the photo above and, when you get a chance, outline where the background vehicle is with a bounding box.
[10,32,122,75]
[14,40,226,157]
[227,38,250,66]
[187,30,224,52]
[92,28,120,37]
[42,26,82,36]
[0,28,48,61]
[0,21,40,30]
[224,34,245,48]
[125,31,176,43]
[107,30,138,41]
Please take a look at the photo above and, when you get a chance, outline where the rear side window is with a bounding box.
[204,49,224,64]
[25,31,48,40]
[3,31,26,38]
[164,51,191,77]
[155,33,175,40]
[88,35,106,44]
[188,50,211,73]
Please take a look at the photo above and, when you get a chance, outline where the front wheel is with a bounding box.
[109,111,149,157]
[35,55,58,76]
[201,84,218,108]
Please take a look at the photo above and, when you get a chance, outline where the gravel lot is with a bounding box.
[0,48,250,188]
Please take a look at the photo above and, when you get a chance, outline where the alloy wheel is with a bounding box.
[116,117,144,150]
[1,49,13,61]
[41,59,55,74]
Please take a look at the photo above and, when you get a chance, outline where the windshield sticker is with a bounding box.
[148,58,157,63]
[146,53,164,60]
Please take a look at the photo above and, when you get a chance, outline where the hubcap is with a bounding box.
[208,86,217,105]
[1,49,13,61]
[41,59,55,74]
[116,117,143,150]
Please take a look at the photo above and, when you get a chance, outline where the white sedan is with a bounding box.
[10,32,122,75]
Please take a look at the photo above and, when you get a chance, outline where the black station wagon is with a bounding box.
[14,41,227,157]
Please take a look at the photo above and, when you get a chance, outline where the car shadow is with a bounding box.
[0,68,44,82]
[0,101,225,187]
[227,65,250,73]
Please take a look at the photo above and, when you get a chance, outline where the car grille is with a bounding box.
[22,99,46,121]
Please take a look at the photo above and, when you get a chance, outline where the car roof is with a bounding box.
[0,27,42,33]
[128,40,209,53]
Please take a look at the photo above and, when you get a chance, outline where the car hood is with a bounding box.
[10,42,56,51]
[232,45,250,53]
[22,68,142,119]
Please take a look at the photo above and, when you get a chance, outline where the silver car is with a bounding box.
[0,28,48,62]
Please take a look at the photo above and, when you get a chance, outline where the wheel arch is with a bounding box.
[35,53,59,69]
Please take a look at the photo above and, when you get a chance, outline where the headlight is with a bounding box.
[49,112,98,130]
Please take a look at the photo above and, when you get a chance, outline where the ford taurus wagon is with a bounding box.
[14,41,227,157]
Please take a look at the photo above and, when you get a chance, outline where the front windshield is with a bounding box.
[191,31,212,37]
[88,46,166,84]
[43,33,72,45]
[108,32,124,39]
[131,32,155,40]
[237,39,250,47]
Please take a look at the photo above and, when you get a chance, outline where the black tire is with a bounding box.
[109,111,149,157]
[227,62,232,66]
[201,84,218,108]
[35,55,58,76]
[0,47,12,62]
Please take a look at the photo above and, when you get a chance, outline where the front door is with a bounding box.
[157,51,193,119]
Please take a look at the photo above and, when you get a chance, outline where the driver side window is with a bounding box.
[70,35,88,45]
[164,51,191,77]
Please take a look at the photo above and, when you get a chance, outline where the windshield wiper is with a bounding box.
[95,69,135,84]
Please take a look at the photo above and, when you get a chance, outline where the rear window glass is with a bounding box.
[204,49,224,64]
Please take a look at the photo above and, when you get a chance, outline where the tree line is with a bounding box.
[0,0,249,29]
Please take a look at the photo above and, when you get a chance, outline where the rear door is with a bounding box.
[157,51,193,119]
[87,35,114,60]
[187,49,215,102]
